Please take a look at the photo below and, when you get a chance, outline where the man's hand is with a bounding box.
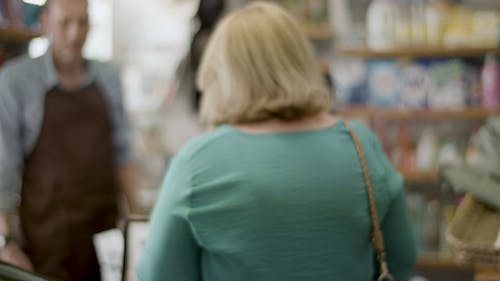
[0,212,32,270]
[0,241,34,271]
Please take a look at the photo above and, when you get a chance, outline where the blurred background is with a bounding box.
[1,0,499,280]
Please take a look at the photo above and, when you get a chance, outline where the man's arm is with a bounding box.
[0,66,34,271]
[0,67,23,216]
[104,63,144,215]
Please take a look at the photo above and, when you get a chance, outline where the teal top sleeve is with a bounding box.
[383,187,418,281]
[136,154,201,281]
[369,129,417,281]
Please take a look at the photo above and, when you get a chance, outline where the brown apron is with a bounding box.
[19,83,119,281]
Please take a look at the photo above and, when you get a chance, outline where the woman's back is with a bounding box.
[138,2,416,279]
[138,120,416,281]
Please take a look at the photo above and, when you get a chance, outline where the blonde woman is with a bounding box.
[137,2,416,281]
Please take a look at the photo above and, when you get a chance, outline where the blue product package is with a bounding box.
[399,60,432,109]
[427,58,467,109]
[367,59,400,107]
[331,57,367,106]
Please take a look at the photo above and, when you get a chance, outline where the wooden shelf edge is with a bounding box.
[417,253,500,278]
[417,253,465,268]
[0,27,42,42]
[334,46,500,58]
[338,107,500,120]
[400,170,438,184]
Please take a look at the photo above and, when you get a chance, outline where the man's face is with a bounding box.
[42,0,89,64]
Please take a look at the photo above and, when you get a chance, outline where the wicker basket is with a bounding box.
[446,195,500,267]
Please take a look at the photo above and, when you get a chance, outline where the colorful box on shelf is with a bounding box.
[367,59,400,107]
[331,56,489,110]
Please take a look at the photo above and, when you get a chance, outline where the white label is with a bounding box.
[94,229,124,281]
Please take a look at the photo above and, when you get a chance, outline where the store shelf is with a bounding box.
[417,253,500,281]
[0,27,42,43]
[401,170,439,184]
[338,107,500,120]
[417,253,462,267]
[475,266,500,281]
[334,46,500,58]
[415,253,475,281]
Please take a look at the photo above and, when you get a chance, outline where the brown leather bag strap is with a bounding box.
[342,119,394,281]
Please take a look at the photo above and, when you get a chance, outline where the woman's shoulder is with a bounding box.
[343,118,403,185]
[341,119,380,152]
[345,119,375,138]
[174,125,236,161]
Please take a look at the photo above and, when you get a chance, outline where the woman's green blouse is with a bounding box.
[137,121,417,281]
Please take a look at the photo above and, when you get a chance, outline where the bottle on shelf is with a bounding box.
[425,0,449,47]
[393,0,411,48]
[481,53,500,109]
[416,128,438,171]
[366,0,398,50]
[392,123,416,171]
[410,0,427,48]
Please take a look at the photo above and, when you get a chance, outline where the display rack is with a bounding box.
[339,107,500,120]
[338,106,500,185]
[334,46,500,58]
[333,38,500,184]
[311,1,500,278]
[416,253,500,281]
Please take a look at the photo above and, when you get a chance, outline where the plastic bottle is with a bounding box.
[416,128,437,171]
[425,0,448,47]
[366,0,397,50]
[394,0,411,47]
[481,54,500,108]
[410,0,427,47]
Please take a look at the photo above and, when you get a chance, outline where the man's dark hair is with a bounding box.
[195,0,225,30]
[189,0,226,111]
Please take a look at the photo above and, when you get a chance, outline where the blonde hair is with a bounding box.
[196,1,332,125]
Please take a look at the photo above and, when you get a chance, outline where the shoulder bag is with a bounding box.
[343,119,394,281]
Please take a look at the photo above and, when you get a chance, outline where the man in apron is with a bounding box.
[0,0,139,280]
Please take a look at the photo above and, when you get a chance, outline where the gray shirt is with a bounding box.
[0,51,131,212]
